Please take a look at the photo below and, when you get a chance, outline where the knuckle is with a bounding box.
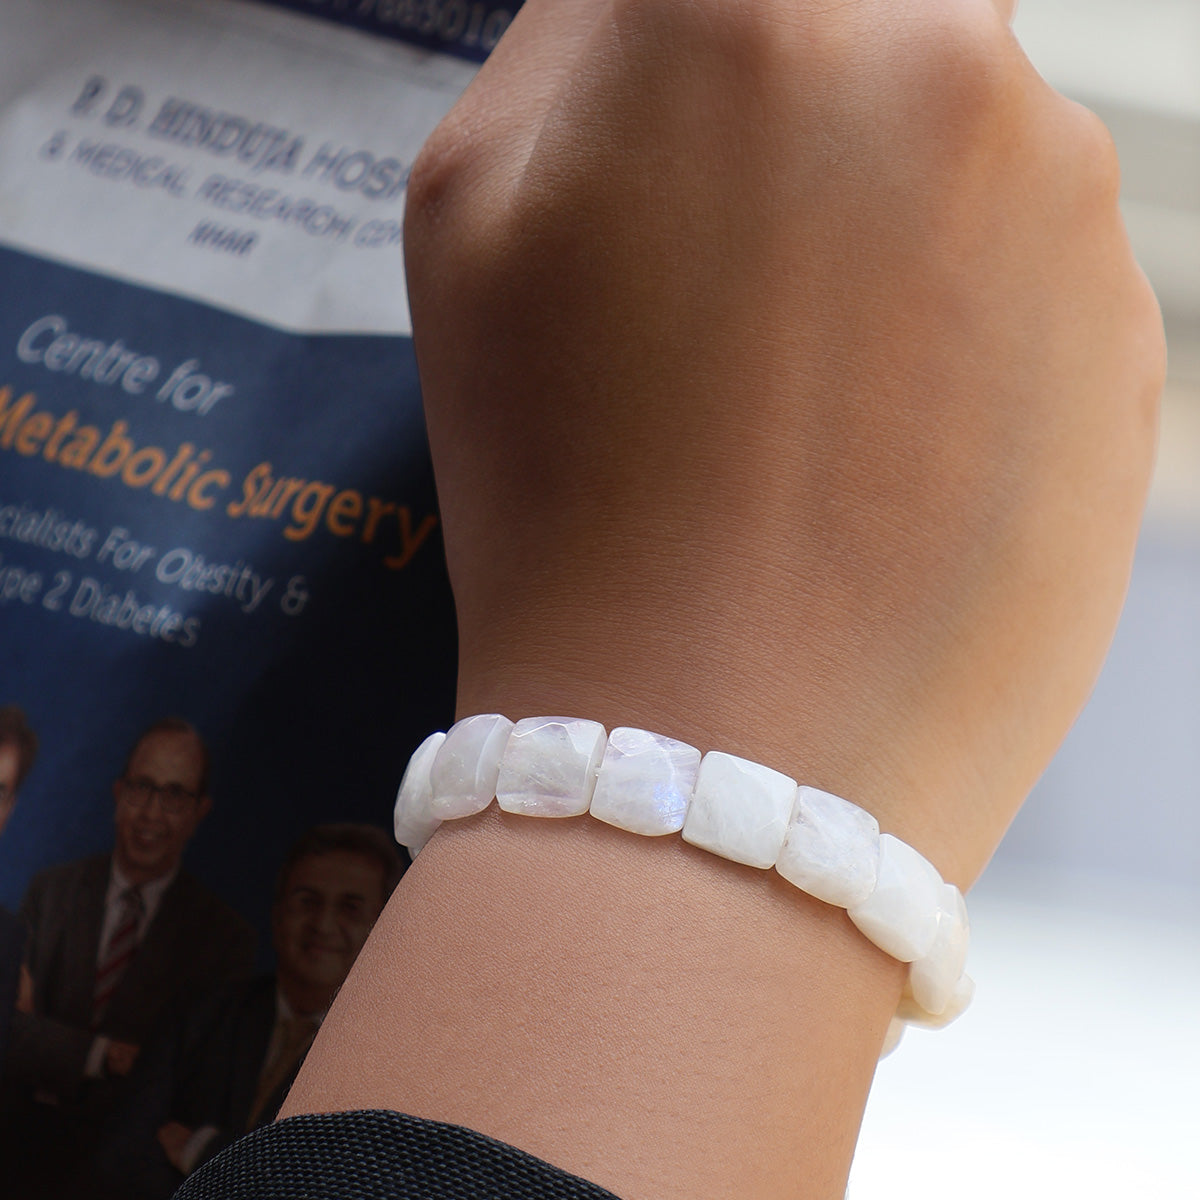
[404,121,471,230]
[404,112,499,282]
[908,14,1012,131]
[1106,268,1165,466]
[1132,279,1167,412]
[1066,103,1122,202]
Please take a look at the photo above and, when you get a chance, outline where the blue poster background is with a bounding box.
[0,245,457,961]
[249,0,522,62]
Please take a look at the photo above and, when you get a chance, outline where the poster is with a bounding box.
[0,1,504,1190]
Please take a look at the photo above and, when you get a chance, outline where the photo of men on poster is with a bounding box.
[87,823,402,1198]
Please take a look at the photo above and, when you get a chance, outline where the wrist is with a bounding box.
[453,612,985,885]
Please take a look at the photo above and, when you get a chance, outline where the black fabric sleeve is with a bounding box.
[173,1110,625,1200]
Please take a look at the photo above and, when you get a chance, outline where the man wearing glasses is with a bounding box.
[3,717,254,1197]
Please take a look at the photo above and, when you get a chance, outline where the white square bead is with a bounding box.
[496,716,607,817]
[393,731,445,854]
[775,786,880,908]
[682,751,796,869]
[590,727,701,836]
[429,714,514,819]
[846,834,942,962]
[897,974,975,1029]
[907,883,969,1016]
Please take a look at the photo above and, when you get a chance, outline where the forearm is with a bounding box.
[284,802,903,1200]
[286,525,926,1198]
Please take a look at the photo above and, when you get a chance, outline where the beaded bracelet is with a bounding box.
[394,715,973,1049]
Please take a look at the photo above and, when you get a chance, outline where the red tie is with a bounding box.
[93,885,144,1026]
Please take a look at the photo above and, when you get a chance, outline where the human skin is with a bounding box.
[272,850,388,1015]
[0,741,20,836]
[283,1,1164,1196]
[112,729,210,886]
[101,730,211,1077]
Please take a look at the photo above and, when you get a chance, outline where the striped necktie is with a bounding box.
[93,885,144,1026]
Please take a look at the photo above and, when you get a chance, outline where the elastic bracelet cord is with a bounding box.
[394,715,972,1053]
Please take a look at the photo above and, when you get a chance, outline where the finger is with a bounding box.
[433,0,610,184]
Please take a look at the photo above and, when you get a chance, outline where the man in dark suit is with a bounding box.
[2,717,255,1194]
[89,823,402,1200]
[0,705,39,1073]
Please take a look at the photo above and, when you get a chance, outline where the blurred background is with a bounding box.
[853,1,1200,1194]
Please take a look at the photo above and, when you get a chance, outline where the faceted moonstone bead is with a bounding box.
[846,834,942,962]
[429,713,514,820]
[907,883,970,1016]
[682,751,796,869]
[590,727,701,836]
[775,786,880,908]
[495,716,607,817]
[897,974,975,1029]
[393,731,445,854]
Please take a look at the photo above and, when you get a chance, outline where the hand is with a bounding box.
[15,964,33,1014]
[288,5,1165,1195]
[156,1121,195,1172]
[105,1039,140,1076]
[405,0,1163,884]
